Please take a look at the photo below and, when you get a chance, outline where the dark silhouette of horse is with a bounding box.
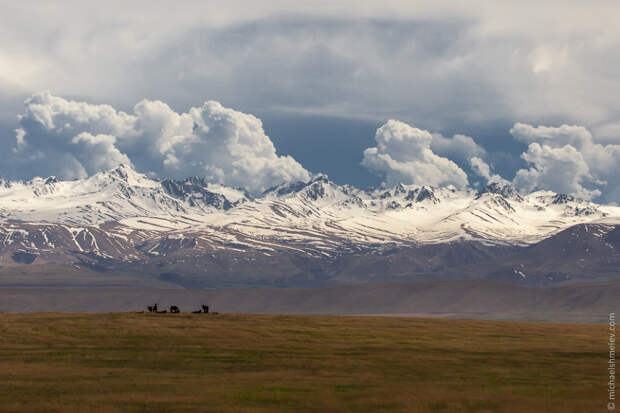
[170,305,180,313]
[202,305,209,314]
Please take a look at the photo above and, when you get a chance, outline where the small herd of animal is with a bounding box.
[145,304,215,314]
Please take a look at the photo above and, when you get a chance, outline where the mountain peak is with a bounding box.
[552,193,577,204]
[394,183,407,195]
[44,176,59,185]
[476,183,522,201]
[403,186,440,204]
[93,163,155,188]
[264,174,333,198]
[108,163,137,180]
[159,176,248,210]
[310,173,329,184]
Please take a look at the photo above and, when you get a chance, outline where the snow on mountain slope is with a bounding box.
[0,164,247,225]
[174,176,619,250]
[0,165,618,263]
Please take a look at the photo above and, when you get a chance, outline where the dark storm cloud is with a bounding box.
[1,1,620,201]
[136,15,494,126]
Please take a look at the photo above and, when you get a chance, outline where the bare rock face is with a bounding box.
[405,187,440,204]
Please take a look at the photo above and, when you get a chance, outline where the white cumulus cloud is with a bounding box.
[431,133,486,164]
[70,132,133,177]
[362,120,469,188]
[510,122,620,201]
[11,92,310,193]
[513,143,601,199]
[469,157,509,186]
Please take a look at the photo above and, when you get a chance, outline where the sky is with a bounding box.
[1,1,620,202]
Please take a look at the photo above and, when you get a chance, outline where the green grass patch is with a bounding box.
[0,313,609,412]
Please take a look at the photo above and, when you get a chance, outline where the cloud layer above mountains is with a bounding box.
[510,123,620,202]
[360,119,620,203]
[9,92,620,203]
[13,92,309,194]
[362,120,470,189]
[3,2,620,131]
[1,2,620,202]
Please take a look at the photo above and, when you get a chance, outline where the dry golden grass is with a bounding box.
[0,313,609,412]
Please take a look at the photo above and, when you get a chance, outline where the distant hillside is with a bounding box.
[1,279,617,322]
[0,164,619,287]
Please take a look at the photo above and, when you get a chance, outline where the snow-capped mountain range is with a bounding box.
[1,164,619,287]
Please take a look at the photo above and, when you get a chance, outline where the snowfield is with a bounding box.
[0,164,618,254]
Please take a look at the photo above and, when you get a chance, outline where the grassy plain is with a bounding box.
[0,313,609,412]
